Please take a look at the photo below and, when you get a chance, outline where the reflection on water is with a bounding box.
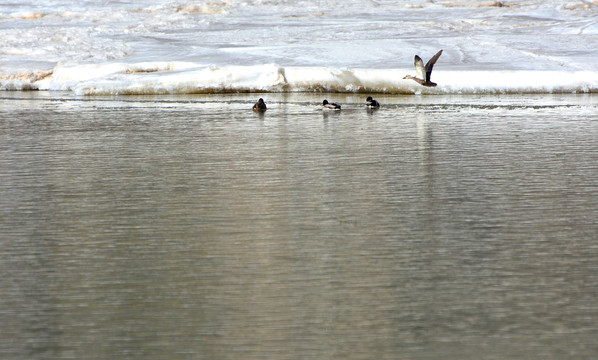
[1,93,598,359]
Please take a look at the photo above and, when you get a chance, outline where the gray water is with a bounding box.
[1,92,597,360]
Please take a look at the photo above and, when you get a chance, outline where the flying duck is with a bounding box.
[403,49,443,87]
[366,96,380,108]
[321,99,341,110]
[252,98,267,111]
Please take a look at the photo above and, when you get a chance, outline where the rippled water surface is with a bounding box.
[1,92,597,359]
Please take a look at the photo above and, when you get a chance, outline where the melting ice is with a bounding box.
[1,0,598,94]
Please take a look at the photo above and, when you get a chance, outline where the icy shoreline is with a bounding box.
[2,63,597,95]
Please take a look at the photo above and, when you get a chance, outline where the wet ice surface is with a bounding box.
[1,0,598,93]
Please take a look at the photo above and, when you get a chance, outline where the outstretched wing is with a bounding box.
[414,55,425,80]
[424,50,443,82]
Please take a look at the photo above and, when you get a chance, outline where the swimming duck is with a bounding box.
[403,49,443,87]
[366,96,380,108]
[321,99,341,110]
[252,98,267,111]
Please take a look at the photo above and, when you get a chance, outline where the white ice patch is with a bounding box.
[2,0,598,93]
[7,62,596,94]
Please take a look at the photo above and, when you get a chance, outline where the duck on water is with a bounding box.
[321,99,341,110]
[366,96,380,108]
[253,98,267,111]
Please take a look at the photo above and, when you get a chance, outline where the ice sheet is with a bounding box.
[2,0,598,94]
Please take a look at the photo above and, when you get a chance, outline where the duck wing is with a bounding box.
[424,50,443,82]
[414,55,425,80]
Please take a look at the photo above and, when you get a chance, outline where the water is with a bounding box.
[1,92,597,359]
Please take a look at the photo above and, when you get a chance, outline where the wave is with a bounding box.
[2,62,598,95]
